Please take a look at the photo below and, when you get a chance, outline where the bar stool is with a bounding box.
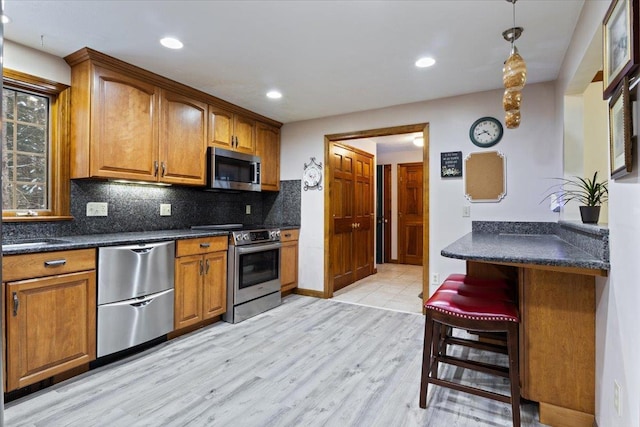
[419,281,521,427]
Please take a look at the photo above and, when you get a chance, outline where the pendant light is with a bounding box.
[502,0,526,129]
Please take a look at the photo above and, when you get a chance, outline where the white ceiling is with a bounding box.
[4,0,586,125]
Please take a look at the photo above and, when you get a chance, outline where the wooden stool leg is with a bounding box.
[420,314,435,408]
[507,322,521,427]
[431,321,442,380]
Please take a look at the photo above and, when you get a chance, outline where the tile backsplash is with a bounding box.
[2,179,301,240]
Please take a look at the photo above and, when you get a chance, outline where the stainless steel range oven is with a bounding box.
[192,224,282,323]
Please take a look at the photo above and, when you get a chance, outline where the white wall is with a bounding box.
[556,1,639,426]
[377,148,423,260]
[282,81,562,293]
[4,40,70,84]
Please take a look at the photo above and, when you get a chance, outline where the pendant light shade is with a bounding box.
[503,47,527,91]
[502,89,522,112]
[505,109,521,129]
[501,0,526,129]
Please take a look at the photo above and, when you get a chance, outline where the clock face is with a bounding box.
[469,117,503,148]
[304,165,322,188]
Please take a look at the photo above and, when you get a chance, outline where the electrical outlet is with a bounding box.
[86,202,108,217]
[431,273,440,284]
[245,204,251,215]
[462,205,471,217]
[160,204,171,216]
[614,381,622,416]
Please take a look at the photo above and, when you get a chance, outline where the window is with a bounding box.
[2,69,71,221]
[3,88,50,210]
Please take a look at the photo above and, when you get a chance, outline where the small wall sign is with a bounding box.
[441,151,463,178]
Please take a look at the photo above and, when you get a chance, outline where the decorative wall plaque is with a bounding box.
[464,151,507,202]
[441,151,463,177]
[303,157,323,191]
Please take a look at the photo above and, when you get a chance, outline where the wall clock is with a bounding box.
[469,116,503,148]
[303,157,323,191]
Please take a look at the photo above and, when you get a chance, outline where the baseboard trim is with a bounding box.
[539,402,594,427]
[389,259,398,264]
[294,288,326,299]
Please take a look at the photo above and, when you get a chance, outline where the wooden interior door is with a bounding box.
[398,162,423,265]
[330,144,356,291]
[354,152,374,281]
[329,143,374,292]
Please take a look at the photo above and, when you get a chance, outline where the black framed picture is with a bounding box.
[609,76,633,178]
[603,0,639,99]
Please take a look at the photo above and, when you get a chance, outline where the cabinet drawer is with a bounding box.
[280,229,299,242]
[3,249,96,282]
[176,236,228,257]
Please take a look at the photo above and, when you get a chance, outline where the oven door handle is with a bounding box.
[235,242,282,254]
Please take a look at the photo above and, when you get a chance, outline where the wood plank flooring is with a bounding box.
[5,295,548,426]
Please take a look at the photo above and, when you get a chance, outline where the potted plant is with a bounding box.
[542,171,608,224]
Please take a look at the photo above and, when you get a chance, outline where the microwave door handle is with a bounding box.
[253,162,260,184]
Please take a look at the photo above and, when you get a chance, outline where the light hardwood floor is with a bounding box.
[5,295,547,426]
[332,263,423,313]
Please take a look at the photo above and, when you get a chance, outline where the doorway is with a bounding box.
[324,123,430,303]
[397,162,423,265]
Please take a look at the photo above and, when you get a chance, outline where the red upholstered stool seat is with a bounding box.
[436,280,515,302]
[445,273,511,289]
[420,277,521,427]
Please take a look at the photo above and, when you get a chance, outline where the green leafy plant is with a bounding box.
[542,171,608,207]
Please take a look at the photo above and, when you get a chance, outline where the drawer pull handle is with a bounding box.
[44,259,67,267]
[12,292,19,316]
[200,243,211,248]
[284,233,291,238]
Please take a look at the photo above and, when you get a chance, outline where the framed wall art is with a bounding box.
[603,0,639,99]
[609,76,632,178]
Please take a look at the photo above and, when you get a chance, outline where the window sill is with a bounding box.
[2,216,74,223]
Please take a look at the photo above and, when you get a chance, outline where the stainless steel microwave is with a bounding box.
[207,147,261,192]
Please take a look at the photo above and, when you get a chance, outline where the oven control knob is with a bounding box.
[270,231,277,239]
[242,233,250,241]
[276,230,281,237]
[234,234,241,242]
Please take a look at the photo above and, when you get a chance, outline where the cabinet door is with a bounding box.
[233,115,256,154]
[280,240,298,292]
[202,251,227,319]
[174,254,203,329]
[6,271,96,391]
[92,65,159,181]
[160,90,208,185]
[256,123,281,191]
[208,106,234,149]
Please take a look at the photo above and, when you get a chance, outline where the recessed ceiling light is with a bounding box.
[415,57,436,68]
[160,37,183,49]
[266,90,282,99]
[1,14,11,24]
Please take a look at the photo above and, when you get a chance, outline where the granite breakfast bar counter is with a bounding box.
[441,221,609,427]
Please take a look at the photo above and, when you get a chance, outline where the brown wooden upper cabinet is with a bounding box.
[65,47,282,187]
[256,122,281,191]
[209,106,256,154]
[66,60,207,186]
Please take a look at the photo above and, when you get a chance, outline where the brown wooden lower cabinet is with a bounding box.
[467,260,597,427]
[280,229,299,292]
[5,270,96,391]
[174,237,228,330]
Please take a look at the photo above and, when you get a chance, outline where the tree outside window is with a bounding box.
[2,88,50,211]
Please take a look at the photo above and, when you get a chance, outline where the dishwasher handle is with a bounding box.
[101,289,173,308]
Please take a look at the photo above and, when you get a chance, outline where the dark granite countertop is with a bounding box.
[441,232,610,270]
[2,224,302,255]
[1,229,230,255]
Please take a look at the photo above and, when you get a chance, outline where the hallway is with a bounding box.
[332,263,423,314]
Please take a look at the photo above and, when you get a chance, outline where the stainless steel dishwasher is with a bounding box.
[97,240,175,357]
